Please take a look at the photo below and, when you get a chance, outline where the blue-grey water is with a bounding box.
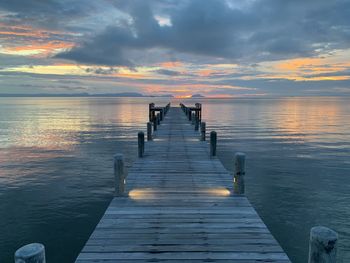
[0,97,349,262]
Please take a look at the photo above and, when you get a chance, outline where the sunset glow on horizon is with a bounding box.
[0,0,349,97]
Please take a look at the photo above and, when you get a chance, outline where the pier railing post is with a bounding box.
[191,113,195,125]
[210,131,217,157]
[160,109,164,121]
[195,115,199,131]
[200,122,206,141]
[15,243,46,263]
[195,103,202,123]
[233,152,246,195]
[157,113,160,125]
[149,103,155,122]
[114,154,125,196]
[153,115,157,131]
[138,131,145,157]
[308,226,338,263]
[147,122,152,141]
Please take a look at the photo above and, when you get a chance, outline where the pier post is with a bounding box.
[195,115,199,131]
[157,113,160,125]
[191,113,195,125]
[114,154,125,196]
[147,122,152,141]
[210,131,217,157]
[160,109,164,121]
[15,243,46,263]
[233,152,246,194]
[149,103,155,122]
[200,122,206,141]
[153,116,157,131]
[138,132,145,158]
[308,226,338,263]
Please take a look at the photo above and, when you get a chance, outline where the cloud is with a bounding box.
[56,25,137,66]
[155,69,180,76]
[85,67,118,75]
[2,0,350,96]
[0,0,95,29]
[53,0,350,66]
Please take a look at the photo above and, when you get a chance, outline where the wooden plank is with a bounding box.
[77,252,290,260]
[75,106,290,262]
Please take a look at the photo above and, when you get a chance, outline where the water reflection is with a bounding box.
[0,97,349,263]
[0,97,165,262]
[273,98,343,142]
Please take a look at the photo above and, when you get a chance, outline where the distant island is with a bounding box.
[0,93,174,98]
[0,93,211,98]
[191,94,205,98]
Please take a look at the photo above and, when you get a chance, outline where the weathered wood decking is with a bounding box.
[76,106,291,263]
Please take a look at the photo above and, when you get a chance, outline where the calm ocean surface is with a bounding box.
[0,97,349,262]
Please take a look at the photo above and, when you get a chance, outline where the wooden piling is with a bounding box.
[153,116,157,131]
[149,103,155,122]
[195,115,199,131]
[210,131,217,156]
[200,122,206,141]
[157,113,160,125]
[138,131,144,158]
[15,243,46,263]
[308,226,338,263]
[147,122,152,141]
[233,152,246,195]
[160,109,164,121]
[114,154,125,196]
[191,113,195,125]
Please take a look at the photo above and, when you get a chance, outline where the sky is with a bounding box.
[0,0,349,98]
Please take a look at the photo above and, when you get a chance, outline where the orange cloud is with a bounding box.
[276,57,323,71]
[2,41,75,56]
[159,61,184,68]
[0,23,77,38]
[258,50,350,81]
[198,69,215,77]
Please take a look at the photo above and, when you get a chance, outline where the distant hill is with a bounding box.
[191,94,205,98]
[0,93,174,98]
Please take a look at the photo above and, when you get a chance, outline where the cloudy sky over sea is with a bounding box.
[0,0,350,97]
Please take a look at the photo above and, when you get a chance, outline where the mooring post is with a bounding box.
[138,131,144,158]
[160,109,163,121]
[195,115,199,131]
[308,226,338,263]
[198,103,202,123]
[147,122,152,141]
[200,122,206,141]
[114,153,125,196]
[188,110,192,121]
[210,131,217,156]
[15,243,46,263]
[153,116,157,131]
[191,113,195,125]
[157,113,160,125]
[233,152,246,194]
[149,103,155,122]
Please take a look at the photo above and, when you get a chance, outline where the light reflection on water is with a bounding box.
[0,97,349,263]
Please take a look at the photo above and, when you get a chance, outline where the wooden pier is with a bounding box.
[75,104,291,263]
